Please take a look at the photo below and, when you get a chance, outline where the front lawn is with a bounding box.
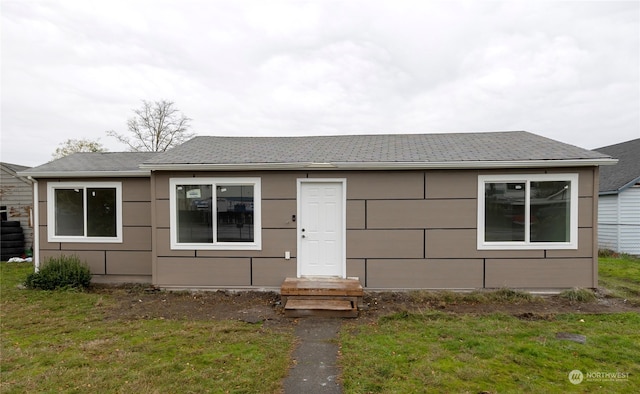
[340,255,640,393]
[0,262,293,393]
[599,254,640,305]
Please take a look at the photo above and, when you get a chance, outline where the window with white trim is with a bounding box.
[170,178,261,250]
[477,174,578,250]
[47,182,122,243]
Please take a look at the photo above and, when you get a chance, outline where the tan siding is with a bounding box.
[426,171,478,199]
[485,258,594,288]
[591,166,599,286]
[261,172,302,199]
[546,167,594,197]
[156,228,197,257]
[156,199,170,228]
[346,200,365,229]
[123,178,151,201]
[197,228,296,258]
[153,172,171,199]
[38,226,60,250]
[546,227,593,258]
[122,201,151,226]
[38,201,47,225]
[156,257,251,287]
[40,250,105,274]
[60,226,152,251]
[346,259,366,286]
[311,171,424,199]
[156,228,297,258]
[578,197,593,228]
[251,258,296,286]
[106,251,152,275]
[262,199,296,228]
[368,199,475,229]
[425,229,545,259]
[145,168,598,289]
[367,259,484,288]
[347,230,423,258]
[37,180,47,201]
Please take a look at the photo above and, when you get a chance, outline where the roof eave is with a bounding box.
[17,170,152,178]
[141,158,617,171]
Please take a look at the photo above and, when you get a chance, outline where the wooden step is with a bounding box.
[281,277,363,297]
[285,299,355,311]
[284,298,358,318]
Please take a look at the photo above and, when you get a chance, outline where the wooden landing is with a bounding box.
[281,277,363,318]
[281,277,364,297]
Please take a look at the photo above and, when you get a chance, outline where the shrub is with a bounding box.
[25,255,92,290]
[559,288,596,303]
[486,288,534,303]
[598,249,619,258]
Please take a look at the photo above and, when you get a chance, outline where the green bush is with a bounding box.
[559,288,596,303]
[25,255,92,290]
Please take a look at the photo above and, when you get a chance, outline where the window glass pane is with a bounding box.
[55,189,84,236]
[87,188,117,237]
[176,185,213,243]
[484,182,525,242]
[530,181,570,242]
[217,185,254,242]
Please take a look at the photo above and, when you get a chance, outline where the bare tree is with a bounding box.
[107,100,194,152]
[52,138,106,159]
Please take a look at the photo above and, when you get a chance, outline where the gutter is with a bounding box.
[140,158,618,172]
[27,176,39,273]
[17,170,151,178]
[599,175,640,196]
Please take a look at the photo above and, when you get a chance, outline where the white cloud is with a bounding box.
[1,0,638,166]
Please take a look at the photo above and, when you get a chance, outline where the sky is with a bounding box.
[1,0,639,167]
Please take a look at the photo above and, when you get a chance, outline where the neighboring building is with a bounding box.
[1,162,34,248]
[20,131,616,290]
[595,138,640,256]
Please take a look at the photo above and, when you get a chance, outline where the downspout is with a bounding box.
[28,176,39,272]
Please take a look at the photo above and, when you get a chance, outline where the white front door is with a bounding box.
[297,179,346,278]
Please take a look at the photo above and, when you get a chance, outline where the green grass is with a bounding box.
[341,255,640,393]
[341,311,639,393]
[1,262,293,393]
[599,254,640,305]
[3,253,639,393]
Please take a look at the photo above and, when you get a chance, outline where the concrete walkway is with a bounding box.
[283,318,343,394]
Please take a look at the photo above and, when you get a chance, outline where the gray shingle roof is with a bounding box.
[144,131,610,166]
[19,132,614,177]
[1,162,30,173]
[20,152,158,176]
[594,138,640,193]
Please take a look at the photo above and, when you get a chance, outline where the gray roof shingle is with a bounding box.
[1,162,30,173]
[20,152,158,175]
[20,131,614,177]
[144,131,609,166]
[594,138,640,193]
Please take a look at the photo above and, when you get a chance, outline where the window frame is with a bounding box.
[47,181,123,243]
[477,173,579,250]
[169,177,262,250]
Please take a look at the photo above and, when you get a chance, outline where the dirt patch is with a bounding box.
[94,285,640,327]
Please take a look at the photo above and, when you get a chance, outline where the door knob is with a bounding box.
[302,234,306,238]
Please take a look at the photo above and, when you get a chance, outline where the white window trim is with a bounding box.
[477,173,579,250]
[47,182,123,243]
[169,177,262,251]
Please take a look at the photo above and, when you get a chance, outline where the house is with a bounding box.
[1,162,34,259]
[595,138,640,256]
[19,131,616,291]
